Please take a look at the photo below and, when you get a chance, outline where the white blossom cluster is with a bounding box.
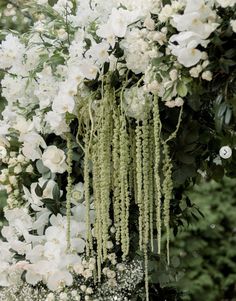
[0,201,93,291]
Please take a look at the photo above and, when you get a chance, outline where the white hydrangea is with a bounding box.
[0,34,25,70]
[123,86,151,120]
[121,28,157,74]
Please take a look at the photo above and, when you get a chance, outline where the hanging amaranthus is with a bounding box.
[119,110,130,258]
[84,125,93,256]
[66,131,73,251]
[75,79,183,297]
[135,122,144,250]
[153,96,162,254]
[112,105,121,244]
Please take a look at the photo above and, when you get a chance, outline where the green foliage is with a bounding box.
[172,177,236,301]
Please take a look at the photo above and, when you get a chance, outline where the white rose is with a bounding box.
[42,146,67,174]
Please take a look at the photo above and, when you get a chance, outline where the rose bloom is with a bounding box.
[42,146,67,173]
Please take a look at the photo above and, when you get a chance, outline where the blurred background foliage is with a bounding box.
[172,177,236,301]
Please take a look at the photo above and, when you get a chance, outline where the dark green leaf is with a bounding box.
[35,184,43,197]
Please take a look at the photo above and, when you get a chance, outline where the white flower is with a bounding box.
[21,132,47,161]
[175,97,184,107]
[189,65,202,77]
[86,41,110,64]
[171,45,202,67]
[123,86,151,119]
[42,146,67,174]
[78,59,99,80]
[230,20,236,33]
[0,34,25,70]
[109,8,130,38]
[0,262,10,286]
[144,14,155,30]
[159,5,173,23]
[52,93,75,114]
[37,0,48,4]
[96,24,116,48]
[0,146,7,159]
[217,0,236,7]
[165,100,176,108]
[202,70,213,81]
[71,182,84,204]
[47,271,73,291]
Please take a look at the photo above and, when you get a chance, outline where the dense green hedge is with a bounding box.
[173,178,236,301]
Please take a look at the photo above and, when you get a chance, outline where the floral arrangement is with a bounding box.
[0,0,236,300]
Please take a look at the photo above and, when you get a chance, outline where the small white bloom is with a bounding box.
[159,5,173,23]
[202,70,213,81]
[71,182,84,204]
[230,20,236,33]
[14,164,22,174]
[47,271,73,291]
[169,69,178,81]
[0,146,7,159]
[219,146,232,159]
[217,0,236,8]
[165,100,176,108]
[175,97,184,107]
[26,165,34,173]
[46,293,55,301]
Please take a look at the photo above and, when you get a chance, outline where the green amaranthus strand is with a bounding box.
[135,122,144,250]
[162,142,173,265]
[153,96,162,254]
[119,110,130,258]
[129,127,137,204]
[112,105,121,244]
[142,112,151,301]
[92,146,102,281]
[148,120,155,253]
[142,112,150,249]
[84,126,93,257]
[162,106,183,264]
[66,132,73,251]
[98,87,112,260]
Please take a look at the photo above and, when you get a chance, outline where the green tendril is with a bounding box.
[66,132,73,251]
[153,96,162,254]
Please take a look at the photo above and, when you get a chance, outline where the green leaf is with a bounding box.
[35,184,43,197]
[224,107,232,125]
[177,82,188,97]
[36,160,50,175]
[52,184,60,201]
[42,198,60,215]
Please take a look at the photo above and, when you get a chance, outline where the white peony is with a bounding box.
[42,146,67,174]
